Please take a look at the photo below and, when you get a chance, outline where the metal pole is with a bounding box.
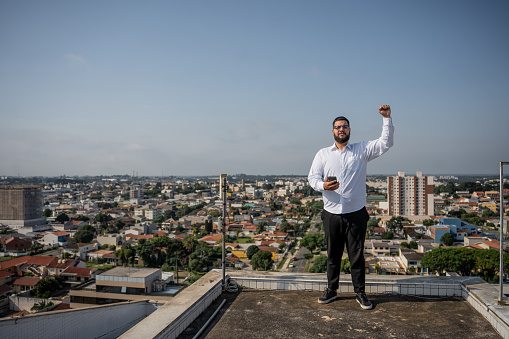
[499,162,509,304]
[220,174,227,289]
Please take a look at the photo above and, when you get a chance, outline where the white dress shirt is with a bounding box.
[308,117,394,214]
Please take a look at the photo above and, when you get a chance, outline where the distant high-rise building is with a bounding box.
[387,172,434,216]
[219,174,227,199]
[130,185,143,200]
[0,185,45,227]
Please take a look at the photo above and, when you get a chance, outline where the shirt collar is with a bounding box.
[330,142,351,151]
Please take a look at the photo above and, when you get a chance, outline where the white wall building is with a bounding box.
[387,171,434,216]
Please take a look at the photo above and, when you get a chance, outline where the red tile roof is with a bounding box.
[0,284,14,296]
[47,258,75,269]
[51,231,70,236]
[13,276,40,286]
[0,271,15,279]
[0,256,31,270]
[52,303,71,311]
[61,267,93,278]
[199,234,222,243]
[26,256,56,266]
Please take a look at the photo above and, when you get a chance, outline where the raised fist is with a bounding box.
[379,105,391,118]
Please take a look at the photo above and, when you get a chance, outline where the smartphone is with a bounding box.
[328,176,337,182]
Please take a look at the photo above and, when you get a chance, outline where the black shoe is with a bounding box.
[318,288,338,304]
[356,293,373,310]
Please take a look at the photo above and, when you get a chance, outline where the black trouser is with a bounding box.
[321,207,369,293]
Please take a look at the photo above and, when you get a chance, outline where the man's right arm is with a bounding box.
[308,151,325,192]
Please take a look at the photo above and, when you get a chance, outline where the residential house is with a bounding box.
[399,249,426,274]
[231,250,247,259]
[428,226,451,244]
[63,243,97,260]
[242,224,258,237]
[46,258,78,276]
[0,284,14,298]
[198,233,222,245]
[52,220,86,231]
[0,236,32,253]
[97,234,126,247]
[43,231,70,246]
[23,256,56,277]
[427,217,480,244]
[125,234,153,244]
[225,255,245,269]
[12,276,40,293]
[69,267,165,306]
[60,267,96,284]
[257,245,282,261]
[0,270,15,286]
[368,241,400,256]
[0,256,30,275]
[87,250,115,262]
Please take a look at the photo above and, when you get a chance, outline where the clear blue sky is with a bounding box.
[1,1,508,177]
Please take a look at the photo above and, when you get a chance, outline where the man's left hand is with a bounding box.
[379,105,391,118]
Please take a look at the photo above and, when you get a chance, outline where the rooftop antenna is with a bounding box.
[220,174,227,289]
[499,161,509,305]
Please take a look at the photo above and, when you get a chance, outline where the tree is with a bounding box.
[256,222,267,235]
[55,213,69,223]
[74,226,95,243]
[43,208,52,217]
[209,210,220,218]
[31,277,62,298]
[482,209,494,219]
[367,219,379,228]
[115,244,137,266]
[441,233,454,246]
[300,233,325,253]
[136,238,155,267]
[251,250,274,271]
[246,245,260,259]
[421,248,476,276]
[340,257,351,274]
[113,219,125,230]
[408,241,418,249]
[382,231,394,240]
[94,213,108,224]
[400,242,409,248]
[204,220,213,234]
[309,255,328,273]
[279,218,290,233]
[423,219,437,227]
[31,300,54,311]
[386,216,405,232]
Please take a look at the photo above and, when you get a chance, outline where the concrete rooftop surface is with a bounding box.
[3,271,509,338]
[179,289,501,339]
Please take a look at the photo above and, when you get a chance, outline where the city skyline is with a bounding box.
[1,1,508,177]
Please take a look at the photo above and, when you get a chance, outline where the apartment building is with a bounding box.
[0,185,45,227]
[387,171,434,216]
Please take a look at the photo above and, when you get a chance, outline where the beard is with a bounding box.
[334,133,350,144]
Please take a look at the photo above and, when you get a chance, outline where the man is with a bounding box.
[308,105,394,309]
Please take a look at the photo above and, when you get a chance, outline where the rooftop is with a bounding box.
[180,290,500,339]
[98,266,160,278]
[3,271,509,339]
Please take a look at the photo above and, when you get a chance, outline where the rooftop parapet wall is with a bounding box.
[0,300,156,339]
[120,270,223,339]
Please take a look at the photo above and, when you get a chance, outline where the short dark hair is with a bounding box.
[333,116,350,128]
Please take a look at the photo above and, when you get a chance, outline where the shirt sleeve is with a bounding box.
[364,117,394,161]
[308,150,325,192]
